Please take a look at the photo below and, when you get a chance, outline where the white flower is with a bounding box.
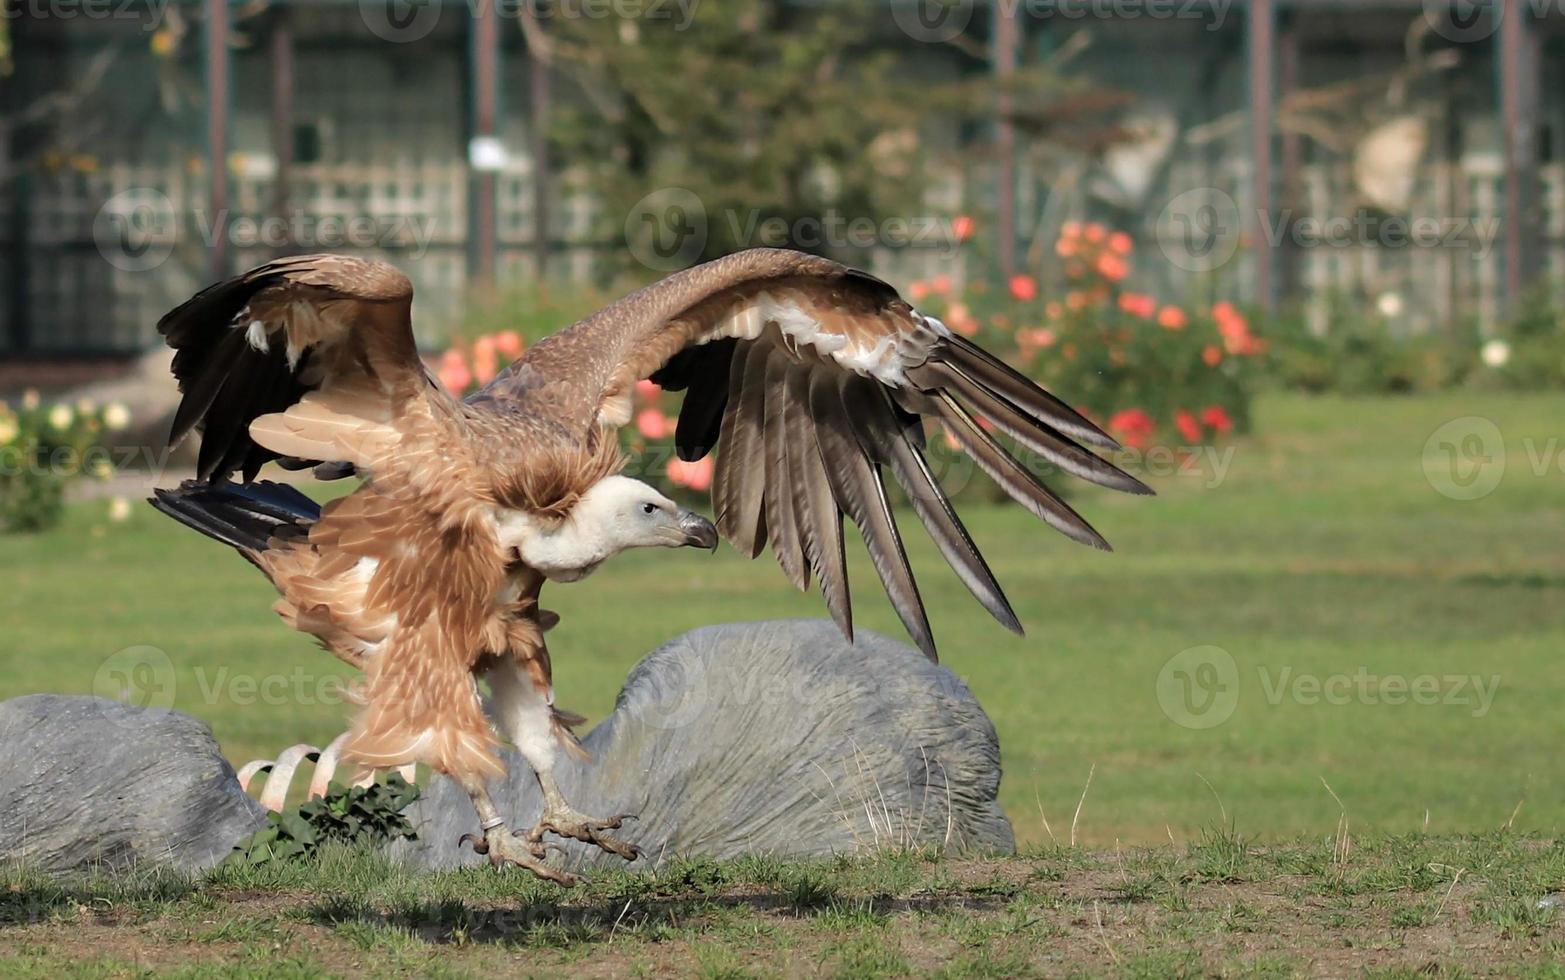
[75,397,98,416]
[103,402,132,431]
[48,404,74,431]
[0,417,16,444]
[21,389,40,411]
[108,497,133,523]
[1481,339,1511,368]
[1376,292,1404,318]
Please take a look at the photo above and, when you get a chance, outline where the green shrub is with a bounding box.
[233,774,420,866]
[0,394,131,533]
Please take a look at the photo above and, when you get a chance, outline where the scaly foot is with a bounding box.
[527,806,640,862]
[458,825,579,886]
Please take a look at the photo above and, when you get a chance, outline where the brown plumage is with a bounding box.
[151,248,1148,878]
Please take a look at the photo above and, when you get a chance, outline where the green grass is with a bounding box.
[1,835,1562,976]
[1,391,1562,847]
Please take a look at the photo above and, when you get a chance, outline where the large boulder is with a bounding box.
[399,620,1014,871]
[0,695,267,874]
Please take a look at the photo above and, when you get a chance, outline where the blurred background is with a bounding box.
[0,1,1560,845]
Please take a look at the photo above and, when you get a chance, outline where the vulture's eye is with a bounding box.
[641,502,657,515]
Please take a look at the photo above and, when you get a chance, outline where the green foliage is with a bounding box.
[232,774,420,866]
[0,394,131,533]
[547,0,934,276]
[1263,301,1478,395]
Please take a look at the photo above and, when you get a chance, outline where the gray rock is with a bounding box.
[0,695,267,874]
[398,620,1014,871]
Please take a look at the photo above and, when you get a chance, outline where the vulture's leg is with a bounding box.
[457,784,579,886]
[486,658,641,862]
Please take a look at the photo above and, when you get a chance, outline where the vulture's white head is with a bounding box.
[498,475,719,582]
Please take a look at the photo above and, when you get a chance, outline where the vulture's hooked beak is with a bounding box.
[677,508,719,551]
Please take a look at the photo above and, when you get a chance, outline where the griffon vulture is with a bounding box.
[149,248,1149,882]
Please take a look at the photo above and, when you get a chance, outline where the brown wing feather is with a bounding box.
[480,247,1149,659]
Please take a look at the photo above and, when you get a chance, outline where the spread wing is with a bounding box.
[158,253,455,485]
[481,248,1152,660]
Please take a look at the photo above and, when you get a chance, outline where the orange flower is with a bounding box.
[1156,305,1188,330]
[1084,222,1107,244]
[1118,292,1156,319]
[667,456,714,492]
[1015,327,1056,354]
[1065,291,1087,311]
[1107,231,1133,255]
[635,379,662,402]
[493,330,524,358]
[636,408,670,440]
[932,274,953,296]
[1061,220,1083,240]
[946,301,979,336]
[908,280,930,302]
[1008,274,1038,302]
[951,214,975,242]
[1200,405,1234,434]
[1044,301,1063,319]
[472,336,499,385]
[1174,409,1202,444]
[438,349,472,393]
[1056,237,1077,258]
[1095,253,1128,283]
[1202,345,1223,367]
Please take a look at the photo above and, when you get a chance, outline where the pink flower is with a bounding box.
[1056,237,1077,258]
[1084,222,1107,244]
[471,336,499,385]
[1044,302,1063,319]
[1095,253,1128,283]
[1174,409,1202,444]
[931,274,953,296]
[636,409,670,439]
[951,214,975,242]
[1201,405,1234,434]
[1202,345,1223,367]
[1157,306,1188,330]
[493,330,524,358]
[438,350,472,393]
[1118,292,1156,319]
[1065,290,1088,311]
[635,379,663,403]
[1008,274,1038,302]
[1107,231,1133,255]
[667,456,714,492]
[908,280,930,302]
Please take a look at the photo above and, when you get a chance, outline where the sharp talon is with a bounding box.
[459,832,490,855]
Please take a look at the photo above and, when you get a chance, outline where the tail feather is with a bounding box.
[150,479,320,560]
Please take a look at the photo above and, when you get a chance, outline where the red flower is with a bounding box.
[1200,405,1234,433]
[1202,345,1223,367]
[1174,409,1202,444]
[1084,222,1107,244]
[1107,231,1133,255]
[1108,408,1156,450]
[951,214,975,242]
[1008,274,1038,302]
[1156,305,1188,330]
[1095,253,1128,283]
[493,330,524,358]
[1118,292,1156,319]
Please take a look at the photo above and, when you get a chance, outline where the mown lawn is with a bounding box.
[0,391,1561,846]
[1,834,1562,976]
